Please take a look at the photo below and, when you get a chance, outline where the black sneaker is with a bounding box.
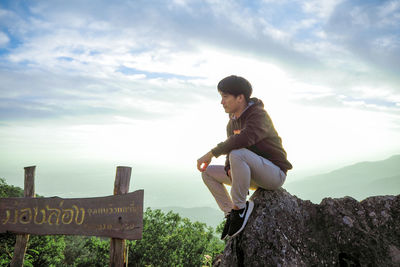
[228,200,254,238]
[220,213,231,240]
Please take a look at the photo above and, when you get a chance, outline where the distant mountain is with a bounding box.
[283,155,400,203]
[155,206,224,229]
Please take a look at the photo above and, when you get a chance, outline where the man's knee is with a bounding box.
[229,148,248,163]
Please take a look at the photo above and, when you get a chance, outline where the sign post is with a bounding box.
[110,166,132,267]
[10,166,35,267]
[0,166,143,267]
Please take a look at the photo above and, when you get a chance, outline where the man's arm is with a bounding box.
[197,151,214,172]
[211,111,271,157]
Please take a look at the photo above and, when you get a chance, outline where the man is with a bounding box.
[197,75,292,240]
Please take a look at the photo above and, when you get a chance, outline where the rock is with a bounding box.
[216,188,400,267]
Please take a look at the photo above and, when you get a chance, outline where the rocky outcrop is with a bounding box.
[216,188,400,266]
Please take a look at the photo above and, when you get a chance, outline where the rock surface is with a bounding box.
[216,188,400,267]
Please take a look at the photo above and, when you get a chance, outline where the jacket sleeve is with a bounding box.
[211,109,271,157]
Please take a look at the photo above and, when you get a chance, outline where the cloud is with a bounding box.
[292,92,400,114]
[0,63,215,123]
[301,0,344,18]
[2,0,397,71]
[0,31,9,47]
[2,1,317,70]
[326,0,400,75]
[1,0,399,124]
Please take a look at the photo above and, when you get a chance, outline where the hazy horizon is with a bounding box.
[2,154,399,211]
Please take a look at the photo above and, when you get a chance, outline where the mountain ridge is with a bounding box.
[302,154,400,181]
[284,154,400,203]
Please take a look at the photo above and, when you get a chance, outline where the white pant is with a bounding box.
[202,148,286,214]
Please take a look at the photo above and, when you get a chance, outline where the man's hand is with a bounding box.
[197,151,213,172]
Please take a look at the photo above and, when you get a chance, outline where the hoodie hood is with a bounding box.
[231,97,264,120]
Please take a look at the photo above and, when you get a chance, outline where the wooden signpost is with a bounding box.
[9,166,35,267]
[0,166,143,267]
[0,191,144,239]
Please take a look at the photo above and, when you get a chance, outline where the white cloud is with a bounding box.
[302,0,343,18]
[325,1,400,77]
[0,31,9,47]
[349,6,370,26]
[378,0,400,26]
[291,18,318,33]
[373,35,400,51]
[261,21,290,42]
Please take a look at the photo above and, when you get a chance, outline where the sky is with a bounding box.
[1,0,400,207]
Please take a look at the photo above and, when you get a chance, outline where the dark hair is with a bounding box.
[217,75,252,102]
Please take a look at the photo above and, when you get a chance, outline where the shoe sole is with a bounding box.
[221,230,229,240]
[229,201,254,238]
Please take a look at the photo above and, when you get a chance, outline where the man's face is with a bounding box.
[219,91,242,114]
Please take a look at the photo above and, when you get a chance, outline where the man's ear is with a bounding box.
[237,94,245,103]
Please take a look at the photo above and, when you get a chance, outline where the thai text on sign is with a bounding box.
[0,190,143,240]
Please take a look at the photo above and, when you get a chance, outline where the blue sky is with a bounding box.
[1,0,399,205]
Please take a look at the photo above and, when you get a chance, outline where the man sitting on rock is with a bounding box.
[197,75,292,239]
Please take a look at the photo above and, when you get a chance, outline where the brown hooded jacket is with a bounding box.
[211,97,292,174]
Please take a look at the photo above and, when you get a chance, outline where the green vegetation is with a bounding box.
[127,208,224,266]
[0,178,224,266]
[0,178,24,197]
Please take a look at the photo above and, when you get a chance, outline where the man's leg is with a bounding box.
[201,165,233,215]
[202,165,235,240]
[229,148,286,209]
[227,148,285,237]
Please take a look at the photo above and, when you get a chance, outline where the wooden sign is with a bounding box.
[0,190,143,240]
